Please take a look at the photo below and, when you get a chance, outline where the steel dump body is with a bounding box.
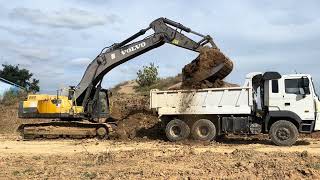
[150,86,253,116]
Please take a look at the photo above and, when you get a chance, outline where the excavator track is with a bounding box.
[18,121,116,140]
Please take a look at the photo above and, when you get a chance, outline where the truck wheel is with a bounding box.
[165,119,190,141]
[269,120,298,146]
[191,119,216,142]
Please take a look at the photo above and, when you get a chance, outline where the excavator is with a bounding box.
[18,17,233,139]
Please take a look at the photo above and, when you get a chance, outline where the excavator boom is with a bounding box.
[74,18,217,109]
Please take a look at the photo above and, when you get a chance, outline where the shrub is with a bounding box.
[135,74,182,96]
[136,63,159,87]
[82,172,97,179]
[1,89,27,106]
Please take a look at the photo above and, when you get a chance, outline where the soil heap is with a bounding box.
[110,94,162,140]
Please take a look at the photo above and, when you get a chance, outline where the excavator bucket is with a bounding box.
[182,47,233,88]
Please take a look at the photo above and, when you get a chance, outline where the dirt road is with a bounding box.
[1,135,320,179]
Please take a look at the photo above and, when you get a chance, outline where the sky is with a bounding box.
[0,0,319,93]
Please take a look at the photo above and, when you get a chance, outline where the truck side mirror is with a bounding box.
[301,77,309,87]
[300,77,310,96]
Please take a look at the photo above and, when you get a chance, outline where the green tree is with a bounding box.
[136,63,159,87]
[0,64,40,93]
[28,78,40,93]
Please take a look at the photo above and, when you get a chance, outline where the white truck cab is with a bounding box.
[264,73,320,133]
[150,72,320,146]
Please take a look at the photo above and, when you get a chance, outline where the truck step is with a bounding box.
[299,122,314,133]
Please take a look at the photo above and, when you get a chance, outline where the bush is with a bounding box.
[135,74,182,96]
[1,89,27,106]
[136,63,159,87]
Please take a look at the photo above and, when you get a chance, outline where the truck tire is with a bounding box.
[165,119,190,142]
[191,119,216,142]
[269,120,298,146]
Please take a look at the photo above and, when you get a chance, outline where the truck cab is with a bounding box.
[263,73,320,133]
[247,72,319,145]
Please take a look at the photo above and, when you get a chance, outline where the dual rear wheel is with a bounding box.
[166,118,299,146]
[165,119,216,142]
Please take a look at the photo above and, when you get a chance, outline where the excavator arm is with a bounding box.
[74,18,218,113]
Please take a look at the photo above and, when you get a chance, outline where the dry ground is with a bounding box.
[1,81,320,179]
[0,135,320,179]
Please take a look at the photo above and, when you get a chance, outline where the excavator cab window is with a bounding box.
[99,92,106,113]
[99,90,109,115]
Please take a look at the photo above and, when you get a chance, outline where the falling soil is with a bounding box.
[182,47,235,89]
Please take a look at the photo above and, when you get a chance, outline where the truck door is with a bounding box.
[281,77,315,121]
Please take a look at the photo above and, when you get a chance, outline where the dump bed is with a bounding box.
[150,87,253,116]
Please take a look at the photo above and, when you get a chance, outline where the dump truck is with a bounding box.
[150,72,320,146]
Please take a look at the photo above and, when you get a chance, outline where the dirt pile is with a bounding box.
[110,94,162,140]
[182,47,235,89]
[110,94,149,120]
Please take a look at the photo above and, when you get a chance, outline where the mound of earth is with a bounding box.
[117,80,138,94]
[182,47,235,89]
[109,93,162,140]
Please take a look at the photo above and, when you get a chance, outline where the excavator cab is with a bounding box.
[67,84,110,122]
[86,89,110,122]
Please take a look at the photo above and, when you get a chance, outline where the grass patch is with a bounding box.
[82,172,97,179]
[23,167,34,175]
[83,163,95,167]
[12,171,20,176]
[32,156,41,160]
[307,163,320,170]
[1,89,27,106]
[12,168,35,176]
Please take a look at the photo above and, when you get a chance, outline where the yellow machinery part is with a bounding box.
[21,94,83,116]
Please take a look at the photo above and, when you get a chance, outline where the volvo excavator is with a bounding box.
[18,17,233,139]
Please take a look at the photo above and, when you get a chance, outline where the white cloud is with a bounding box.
[0,25,44,37]
[0,40,51,61]
[70,57,91,66]
[9,8,120,29]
